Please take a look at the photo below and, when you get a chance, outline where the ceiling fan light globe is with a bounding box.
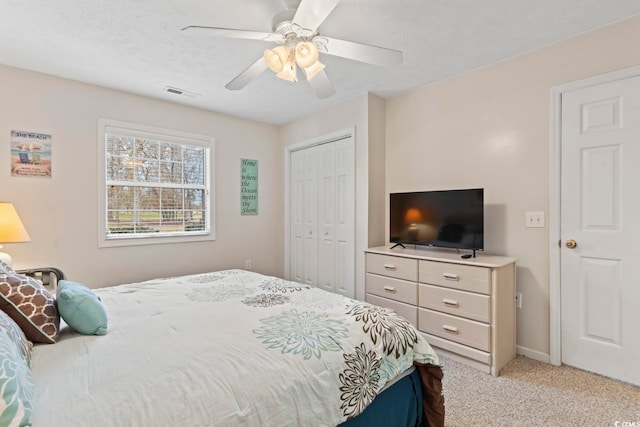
[294,41,319,68]
[303,60,325,80]
[276,58,298,82]
[263,48,284,73]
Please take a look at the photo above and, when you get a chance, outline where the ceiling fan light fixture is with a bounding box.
[264,45,290,73]
[294,41,319,68]
[276,56,298,82]
[303,60,325,80]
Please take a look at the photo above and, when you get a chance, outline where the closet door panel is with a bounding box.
[334,138,354,296]
[303,147,319,286]
[318,143,336,292]
[290,150,305,283]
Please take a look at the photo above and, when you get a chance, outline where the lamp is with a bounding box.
[263,39,325,83]
[0,202,31,268]
[404,208,423,242]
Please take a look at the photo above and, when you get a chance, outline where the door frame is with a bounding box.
[549,64,640,366]
[283,127,355,283]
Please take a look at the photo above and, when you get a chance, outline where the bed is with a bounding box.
[2,267,444,426]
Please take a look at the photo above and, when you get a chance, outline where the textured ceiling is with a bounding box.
[1,0,639,125]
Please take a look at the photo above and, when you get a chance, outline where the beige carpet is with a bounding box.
[440,355,640,426]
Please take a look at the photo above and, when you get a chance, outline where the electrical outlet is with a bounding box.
[515,292,523,309]
[525,211,545,228]
[245,260,252,270]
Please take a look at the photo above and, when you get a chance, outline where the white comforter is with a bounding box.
[31,270,440,426]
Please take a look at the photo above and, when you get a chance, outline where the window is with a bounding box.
[98,119,214,247]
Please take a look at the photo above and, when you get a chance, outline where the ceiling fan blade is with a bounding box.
[292,0,342,34]
[181,26,283,42]
[307,69,335,98]
[225,57,269,90]
[318,36,403,67]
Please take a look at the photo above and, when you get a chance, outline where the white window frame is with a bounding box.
[98,119,215,248]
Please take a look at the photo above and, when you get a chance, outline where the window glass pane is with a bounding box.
[107,157,134,181]
[108,186,134,209]
[160,160,183,184]
[160,142,183,161]
[106,134,133,157]
[135,159,158,183]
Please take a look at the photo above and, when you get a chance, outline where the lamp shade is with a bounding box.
[0,203,30,243]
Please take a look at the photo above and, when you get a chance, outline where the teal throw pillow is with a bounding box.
[56,280,108,336]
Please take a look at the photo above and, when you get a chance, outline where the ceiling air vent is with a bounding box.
[163,86,201,98]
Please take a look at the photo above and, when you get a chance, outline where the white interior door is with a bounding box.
[288,134,355,297]
[560,75,640,385]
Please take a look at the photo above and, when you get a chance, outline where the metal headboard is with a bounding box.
[15,267,65,288]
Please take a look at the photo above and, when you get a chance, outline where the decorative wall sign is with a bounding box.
[241,158,258,215]
[10,130,53,177]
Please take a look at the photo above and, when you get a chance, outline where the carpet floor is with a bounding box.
[440,354,640,426]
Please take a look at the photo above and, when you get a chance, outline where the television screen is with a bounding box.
[389,188,484,250]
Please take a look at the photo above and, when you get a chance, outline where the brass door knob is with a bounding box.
[565,239,577,249]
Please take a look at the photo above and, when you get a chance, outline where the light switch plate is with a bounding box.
[525,211,545,228]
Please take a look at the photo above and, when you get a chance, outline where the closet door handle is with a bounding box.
[443,273,459,281]
[383,264,397,271]
[383,286,397,294]
[443,298,459,307]
[442,325,459,334]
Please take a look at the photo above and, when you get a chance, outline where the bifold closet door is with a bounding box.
[289,137,354,297]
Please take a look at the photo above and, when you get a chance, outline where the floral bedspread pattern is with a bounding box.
[31,270,441,427]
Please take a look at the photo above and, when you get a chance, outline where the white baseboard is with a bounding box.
[516,345,550,363]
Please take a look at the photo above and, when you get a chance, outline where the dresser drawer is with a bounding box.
[366,273,417,305]
[419,284,490,323]
[366,253,418,282]
[418,308,490,352]
[366,294,418,327]
[419,260,490,294]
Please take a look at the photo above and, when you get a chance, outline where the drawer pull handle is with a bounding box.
[443,273,460,281]
[383,264,397,271]
[383,286,397,293]
[442,325,459,334]
[443,298,459,307]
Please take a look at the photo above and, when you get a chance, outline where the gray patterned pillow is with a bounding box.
[0,309,34,426]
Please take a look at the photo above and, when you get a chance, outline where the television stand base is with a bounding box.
[390,243,406,249]
[464,249,477,258]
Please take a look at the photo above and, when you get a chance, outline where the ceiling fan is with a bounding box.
[181,0,403,98]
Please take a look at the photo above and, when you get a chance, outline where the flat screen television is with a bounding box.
[389,188,484,252]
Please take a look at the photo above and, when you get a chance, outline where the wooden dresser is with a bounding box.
[365,245,517,376]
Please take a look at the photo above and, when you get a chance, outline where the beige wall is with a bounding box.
[385,15,640,357]
[0,64,283,287]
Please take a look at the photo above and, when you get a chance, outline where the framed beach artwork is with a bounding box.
[10,130,53,177]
